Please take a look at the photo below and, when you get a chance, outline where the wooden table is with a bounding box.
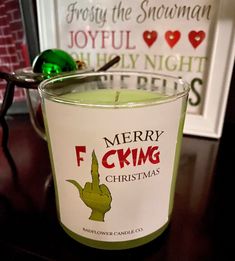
[0,114,233,260]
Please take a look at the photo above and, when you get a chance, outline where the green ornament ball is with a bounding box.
[32,49,77,76]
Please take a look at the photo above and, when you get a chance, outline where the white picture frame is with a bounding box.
[36,0,235,138]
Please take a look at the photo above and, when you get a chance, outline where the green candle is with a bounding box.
[39,71,189,250]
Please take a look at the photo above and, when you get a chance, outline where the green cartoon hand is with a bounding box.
[67,151,112,222]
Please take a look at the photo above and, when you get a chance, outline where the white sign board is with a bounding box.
[36,0,235,138]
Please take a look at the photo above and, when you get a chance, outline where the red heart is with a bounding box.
[165,31,181,48]
[143,31,158,47]
[188,31,206,48]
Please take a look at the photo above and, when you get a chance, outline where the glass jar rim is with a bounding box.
[38,71,190,108]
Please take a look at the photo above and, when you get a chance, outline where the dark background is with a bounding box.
[224,63,235,127]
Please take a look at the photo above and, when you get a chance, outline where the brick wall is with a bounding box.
[0,0,29,103]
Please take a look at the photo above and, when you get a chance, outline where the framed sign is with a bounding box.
[36,0,235,138]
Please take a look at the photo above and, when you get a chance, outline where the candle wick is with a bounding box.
[115,91,120,103]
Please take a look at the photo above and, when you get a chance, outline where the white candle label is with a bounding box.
[44,98,182,242]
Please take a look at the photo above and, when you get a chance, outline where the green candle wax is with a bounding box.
[59,89,168,106]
